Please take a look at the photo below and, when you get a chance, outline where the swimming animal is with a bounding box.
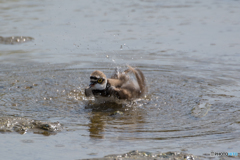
[85,65,147,102]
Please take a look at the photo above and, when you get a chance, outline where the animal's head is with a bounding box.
[89,70,107,90]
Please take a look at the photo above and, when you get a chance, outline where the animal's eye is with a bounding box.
[97,78,103,83]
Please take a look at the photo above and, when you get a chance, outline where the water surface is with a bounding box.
[0,0,240,159]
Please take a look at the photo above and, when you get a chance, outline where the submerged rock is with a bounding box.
[0,117,62,135]
[0,36,34,45]
[86,150,199,160]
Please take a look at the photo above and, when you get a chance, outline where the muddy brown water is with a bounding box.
[0,0,240,159]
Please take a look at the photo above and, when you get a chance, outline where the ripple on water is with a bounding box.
[0,63,240,159]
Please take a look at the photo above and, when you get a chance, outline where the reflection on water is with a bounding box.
[86,102,145,139]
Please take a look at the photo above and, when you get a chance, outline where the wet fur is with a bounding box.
[85,65,147,101]
[108,65,147,100]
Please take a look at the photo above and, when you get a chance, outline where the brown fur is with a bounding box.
[108,65,147,100]
[86,66,147,100]
[91,70,107,79]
